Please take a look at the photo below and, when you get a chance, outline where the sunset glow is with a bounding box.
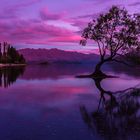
[0,0,139,52]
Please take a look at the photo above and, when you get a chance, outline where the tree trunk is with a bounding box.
[76,59,112,78]
[91,60,107,77]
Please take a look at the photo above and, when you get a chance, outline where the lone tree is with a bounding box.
[80,6,140,78]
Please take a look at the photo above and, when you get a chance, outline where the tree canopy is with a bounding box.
[0,42,26,64]
[80,6,140,67]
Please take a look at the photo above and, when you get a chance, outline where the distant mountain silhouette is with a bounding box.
[18,48,99,64]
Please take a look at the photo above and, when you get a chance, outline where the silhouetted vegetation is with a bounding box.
[125,47,140,64]
[80,78,140,140]
[80,6,140,77]
[0,42,26,64]
[0,66,25,88]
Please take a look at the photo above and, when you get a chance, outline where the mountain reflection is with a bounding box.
[80,78,140,140]
[0,66,25,88]
[20,64,94,80]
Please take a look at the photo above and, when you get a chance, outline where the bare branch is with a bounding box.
[112,59,134,67]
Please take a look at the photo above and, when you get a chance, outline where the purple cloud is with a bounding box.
[0,18,81,45]
[0,0,139,51]
[40,7,66,20]
[129,2,140,6]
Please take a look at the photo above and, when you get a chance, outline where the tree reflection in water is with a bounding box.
[80,78,140,140]
[0,66,25,88]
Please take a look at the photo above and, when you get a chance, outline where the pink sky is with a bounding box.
[0,0,139,53]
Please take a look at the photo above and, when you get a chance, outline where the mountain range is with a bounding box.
[18,48,99,64]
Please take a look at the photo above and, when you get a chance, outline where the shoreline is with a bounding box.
[0,64,26,68]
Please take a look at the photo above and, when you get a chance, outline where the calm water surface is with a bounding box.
[0,64,140,140]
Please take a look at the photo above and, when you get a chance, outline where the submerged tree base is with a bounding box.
[76,71,117,79]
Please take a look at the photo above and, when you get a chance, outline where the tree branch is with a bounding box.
[112,59,135,67]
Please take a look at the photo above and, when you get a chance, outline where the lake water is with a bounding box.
[0,63,140,140]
